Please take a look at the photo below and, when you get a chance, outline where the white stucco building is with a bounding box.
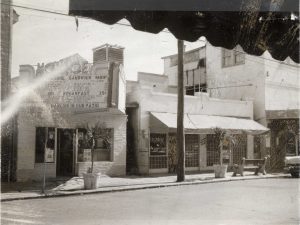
[126,72,268,175]
[12,44,127,181]
[161,43,300,170]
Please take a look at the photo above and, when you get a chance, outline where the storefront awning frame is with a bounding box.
[150,112,269,135]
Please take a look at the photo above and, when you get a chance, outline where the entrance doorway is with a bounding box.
[57,129,75,176]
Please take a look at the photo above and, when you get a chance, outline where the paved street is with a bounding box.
[1,178,299,225]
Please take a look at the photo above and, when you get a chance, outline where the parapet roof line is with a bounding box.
[92,43,125,52]
[161,46,206,59]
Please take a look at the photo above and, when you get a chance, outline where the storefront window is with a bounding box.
[206,134,219,166]
[150,133,167,169]
[185,134,199,167]
[35,127,55,163]
[77,128,113,162]
[254,135,263,158]
[150,133,167,155]
[231,134,247,164]
[286,131,297,156]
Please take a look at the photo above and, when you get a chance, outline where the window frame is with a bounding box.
[149,133,167,156]
[222,48,233,67]
[185,134,200,167]
[149,133,168,169]
[222,47,245,68]
[77,128,114,162]
[35,127,56,163]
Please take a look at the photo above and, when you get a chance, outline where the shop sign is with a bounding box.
[41,61,110,112]
[45,148,54,163]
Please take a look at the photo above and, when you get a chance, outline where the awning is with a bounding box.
[150,112,269,135]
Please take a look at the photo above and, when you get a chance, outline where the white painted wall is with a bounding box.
[206,43,300,122]
[117,65,126,113]
[127,86,254,174]
[206,43,266,122]
[16,107,127,181]
[263,52,300,111]
[137,72,169,93]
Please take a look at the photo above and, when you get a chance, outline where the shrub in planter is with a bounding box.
[213,128,235,178]
[83,171,101,190]
[213,164,228,178]
[80,122,111,189]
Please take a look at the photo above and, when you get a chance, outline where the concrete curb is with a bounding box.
[1,174,290,202]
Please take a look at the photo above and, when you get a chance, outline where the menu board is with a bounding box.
[40,61,110,112]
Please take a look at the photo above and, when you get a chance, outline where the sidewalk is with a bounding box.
[1,172,289,202]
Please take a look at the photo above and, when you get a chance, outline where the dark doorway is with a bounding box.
[57,129,75,176]
[126,107,138,175]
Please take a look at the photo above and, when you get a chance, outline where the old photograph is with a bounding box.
[1,0,299,224]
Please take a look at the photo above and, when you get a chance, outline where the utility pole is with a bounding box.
[177,39,185,182]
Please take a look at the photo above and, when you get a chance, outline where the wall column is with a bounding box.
[199,134,207,169]
[247,135,254,159]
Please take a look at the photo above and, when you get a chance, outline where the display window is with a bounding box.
[35,127,55,163]
[150,133,167,169]
[77,128,113,162]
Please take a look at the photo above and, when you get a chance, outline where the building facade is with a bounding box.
[13,44,127,181]
[162,43,300,171]
[126,72,268,175]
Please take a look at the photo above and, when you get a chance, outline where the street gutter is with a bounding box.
[1,174,290,202]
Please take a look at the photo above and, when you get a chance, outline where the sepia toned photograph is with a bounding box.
[1,0,299,224]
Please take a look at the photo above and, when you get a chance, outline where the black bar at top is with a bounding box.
[69,0,299,12]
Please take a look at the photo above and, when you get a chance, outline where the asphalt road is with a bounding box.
[1,178,299,225]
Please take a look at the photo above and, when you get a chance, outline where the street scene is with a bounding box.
[1,0,300,224]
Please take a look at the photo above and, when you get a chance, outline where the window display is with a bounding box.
[77,128,113,162]
[35,127,55,163]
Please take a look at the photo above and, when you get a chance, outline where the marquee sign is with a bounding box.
[40,61,110,112]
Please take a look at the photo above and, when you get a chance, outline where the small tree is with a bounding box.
[213,127,236,166]
[213,128,226,165]
[84,122,111,173]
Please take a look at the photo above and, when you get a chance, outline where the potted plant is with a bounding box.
[213,127,235,178]
[82,122,110,189]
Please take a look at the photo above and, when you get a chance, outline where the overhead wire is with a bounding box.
[1,2,171,32]
[3,2,299,74]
